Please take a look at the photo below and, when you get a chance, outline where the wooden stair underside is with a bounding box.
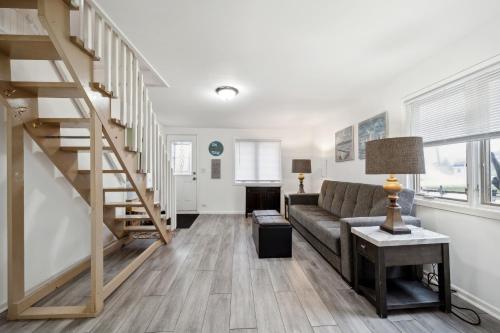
[78,169,125,174]
[0,0,78,10]
[60,146,113,152]
[0,35,60,60]
[115,214,167,222]
[3,81,83,98]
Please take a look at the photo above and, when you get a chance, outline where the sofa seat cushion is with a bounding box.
[289,205,341,255]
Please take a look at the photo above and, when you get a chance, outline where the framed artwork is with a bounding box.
[335,126,354,162]
[358,112,387,159]
[208,141,224,156]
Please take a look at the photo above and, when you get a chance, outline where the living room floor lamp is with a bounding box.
[365,137,425,234]
[292,159,311,193]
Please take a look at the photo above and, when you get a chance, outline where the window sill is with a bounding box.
[415,197,500,221]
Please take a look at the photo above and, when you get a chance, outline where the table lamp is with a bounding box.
[292,159,311,193]
[365,137,425,234]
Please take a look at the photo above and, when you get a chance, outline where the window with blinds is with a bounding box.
[408,61,500,205]
[234,139,282,184]
[408,63,500,145]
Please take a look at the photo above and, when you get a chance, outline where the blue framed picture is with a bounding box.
[208,141,224,156]
[358,112,387,159]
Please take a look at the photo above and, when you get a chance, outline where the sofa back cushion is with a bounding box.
[317,180,415,218]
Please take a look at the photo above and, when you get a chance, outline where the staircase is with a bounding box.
[1,0,176,320]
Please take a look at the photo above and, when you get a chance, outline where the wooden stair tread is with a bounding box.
[110,118,126,128]
[115,214,167,221]
[103,187,135,192]
[91,82,113,98]
[6,81,83,98]
[123,226,168,232]
[0,0,78,10]
[105,202,160,207]
[78,169,125,174]
[59,146,112,152]
[0,0,38,9]
[37,118,89,128]
[70,36,100,61]
[0,35,60,60]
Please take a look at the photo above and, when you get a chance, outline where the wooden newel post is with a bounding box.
[6,108,25,320]
[90,109,104,313]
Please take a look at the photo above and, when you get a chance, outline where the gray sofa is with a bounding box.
[288,180,420,283]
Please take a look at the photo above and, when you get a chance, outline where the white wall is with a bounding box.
[164,127,314,214]
[311,18,500,318]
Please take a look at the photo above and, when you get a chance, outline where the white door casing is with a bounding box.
[167,135,197,212]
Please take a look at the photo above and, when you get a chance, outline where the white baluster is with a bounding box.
[137,75,144,155]
[131,57,139,151]
[152,115,158,190]
[94,14,102,59]
[119,41,127,125]
[146,100,153,174]
[103,24,112,91]
[126,48,134,128]
[111,32,120,99]
[78,0,85,42]
[86,6,96,51]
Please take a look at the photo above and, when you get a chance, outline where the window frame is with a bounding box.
[233,138,282,185]
[414,142,470,203]
[405,56,500,219]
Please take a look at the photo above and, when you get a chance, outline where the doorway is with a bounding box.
[167,135,198,213]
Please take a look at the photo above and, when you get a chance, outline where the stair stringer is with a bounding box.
[37,0,170,243]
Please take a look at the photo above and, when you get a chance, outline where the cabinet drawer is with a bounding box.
[356,236,376,262]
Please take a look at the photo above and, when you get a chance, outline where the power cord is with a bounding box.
[424,264,481,326]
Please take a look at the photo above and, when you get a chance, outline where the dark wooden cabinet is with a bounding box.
[245,186,281,217]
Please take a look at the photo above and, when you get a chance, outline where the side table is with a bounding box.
[352,225,451,318]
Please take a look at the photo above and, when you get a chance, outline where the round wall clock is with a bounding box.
[208,141,224,156]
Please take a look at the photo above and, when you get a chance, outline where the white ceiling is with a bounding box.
[96,0,500,129]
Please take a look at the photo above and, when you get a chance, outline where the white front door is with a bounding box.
[168,135,197,212]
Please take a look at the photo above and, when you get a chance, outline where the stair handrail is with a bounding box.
[72,0,173,215]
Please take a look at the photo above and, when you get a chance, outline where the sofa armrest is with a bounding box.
[339,216,421,283]
[288,193,319,205]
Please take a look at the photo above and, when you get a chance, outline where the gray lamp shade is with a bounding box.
[292,159,311,173]
[365,137,425,174]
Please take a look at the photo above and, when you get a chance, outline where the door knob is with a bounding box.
[193,177,197,181]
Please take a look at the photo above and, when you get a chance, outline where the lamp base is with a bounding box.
[297,173,305,194]
[380,222,411,235]
[379,174,412,235]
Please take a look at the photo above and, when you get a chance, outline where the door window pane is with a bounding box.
[172,141,192,175]
[419,142,467,201]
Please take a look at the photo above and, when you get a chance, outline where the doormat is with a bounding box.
[177,214,199,229]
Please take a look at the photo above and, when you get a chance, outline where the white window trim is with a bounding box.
[404,55,500,221]
[233,138,283,186]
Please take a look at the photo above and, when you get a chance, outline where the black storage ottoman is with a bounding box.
[252,210,292,258]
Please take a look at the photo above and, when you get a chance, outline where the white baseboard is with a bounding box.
[423,271,500,320]
[452,284,500,321]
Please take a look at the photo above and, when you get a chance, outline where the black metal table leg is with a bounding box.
[438,243,451,312]
[375,247,387,318]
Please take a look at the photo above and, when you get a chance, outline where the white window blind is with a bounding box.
[408,62,500,145]
[234,139,282,183]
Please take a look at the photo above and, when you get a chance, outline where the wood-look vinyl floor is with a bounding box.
[1,214,499,333]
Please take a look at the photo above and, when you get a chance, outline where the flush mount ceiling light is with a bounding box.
[215,86,239,101]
